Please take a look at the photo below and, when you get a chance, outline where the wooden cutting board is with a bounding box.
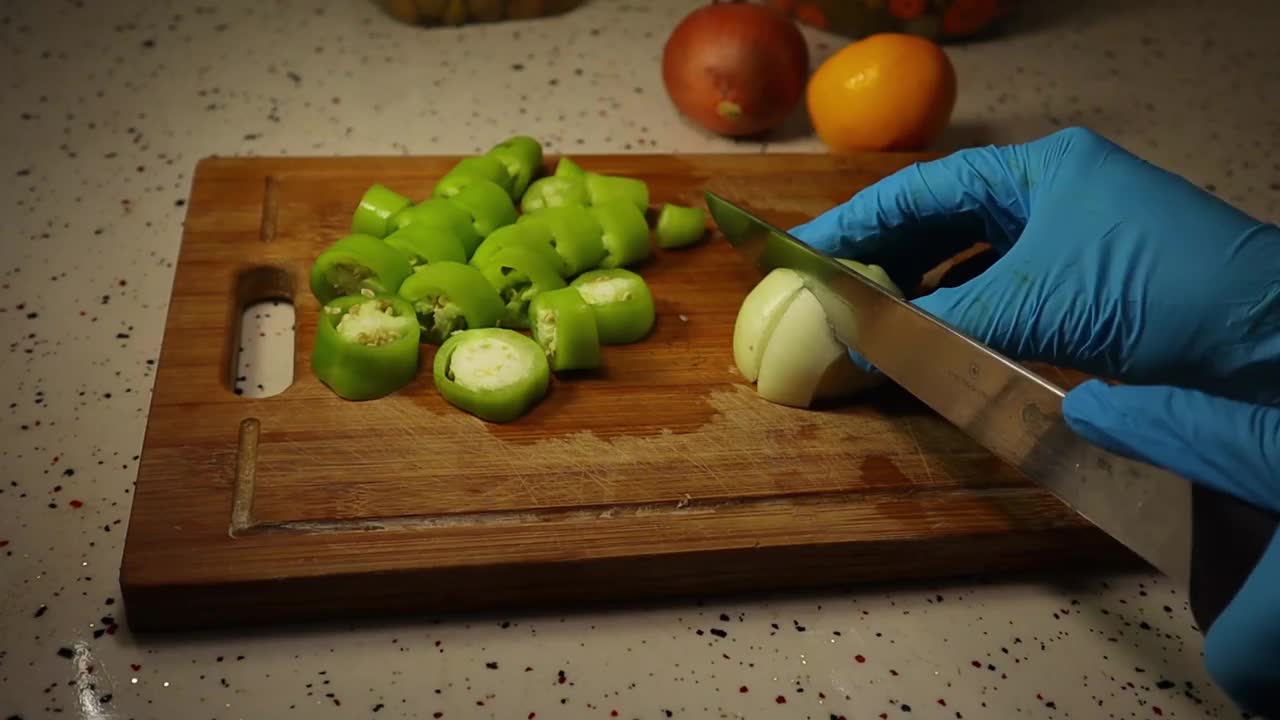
[120,152,1135,631]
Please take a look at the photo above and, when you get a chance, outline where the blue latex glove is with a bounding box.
[789,127,1280,715]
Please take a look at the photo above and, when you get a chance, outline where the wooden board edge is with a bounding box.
[121,524,1140,632]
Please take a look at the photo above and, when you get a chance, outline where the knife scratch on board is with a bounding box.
[902,418,934,484]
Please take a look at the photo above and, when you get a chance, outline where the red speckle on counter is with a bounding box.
[610,711,618,717]
[855,654,866,663]
[1154,708,1163,716]
[818,692,826,700]
[971,660,982,668]
[106,624,118,635]
[119,279,128,287]
[557,670,567,685]
[0,540,9,548]
[528,714,535,719]
[69,499,83,508]
[51,455,60,465]
[775,695,787,704]
[938,698,948,706]
[1036,693,1043,700]
[433,714,443,719]
[880,714,888,719]
[739,686,749,693]
[130,664,142,671]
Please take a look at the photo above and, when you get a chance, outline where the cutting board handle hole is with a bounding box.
[229,267,296,398]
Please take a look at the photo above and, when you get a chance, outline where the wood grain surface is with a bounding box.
[120,153,1135,632]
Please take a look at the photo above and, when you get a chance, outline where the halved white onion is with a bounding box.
[733,260,903,408]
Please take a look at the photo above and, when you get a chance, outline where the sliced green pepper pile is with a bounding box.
[307,134,721,422]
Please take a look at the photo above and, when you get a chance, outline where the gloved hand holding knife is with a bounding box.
[785,126,1280,716]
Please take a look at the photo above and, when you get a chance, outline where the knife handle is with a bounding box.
[1189,484,1280,633]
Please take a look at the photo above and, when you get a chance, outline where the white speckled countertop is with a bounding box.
[2,0,1278,718]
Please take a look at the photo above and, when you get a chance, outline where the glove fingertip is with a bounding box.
[1061,380,1158,464]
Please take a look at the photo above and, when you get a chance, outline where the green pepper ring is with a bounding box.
[476,244,568,330]
[311,293,421,401]
[570,268,657,345]
[397,260,505,345]
[309,233,414,306]
[433,328,551,423]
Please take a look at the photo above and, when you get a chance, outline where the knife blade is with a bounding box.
[704,190,1195,587]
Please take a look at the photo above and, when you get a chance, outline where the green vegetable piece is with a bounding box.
[519,206,606,277]
[571,268,656,345]
[520,175,589,213]
[448,179,518,239]
[311,293,420,401]
[433,328,551,423]
[397,260,504,345]
[476,245,567,329]
[383,222,468,269]
[554,156,585,179]
[486,135,543,199]
[584,172,649,214]
[390,198,483,259]
[529,286,602,372]
[655,203,708,249]
[589,200,651,268]
[469,223,565,278]
[352,183,412,238]
[310,233,414,306]
[433,155,513,199]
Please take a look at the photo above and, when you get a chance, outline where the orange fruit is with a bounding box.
[806,33,957,153]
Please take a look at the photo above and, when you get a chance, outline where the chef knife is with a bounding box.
[705,190,1278,632]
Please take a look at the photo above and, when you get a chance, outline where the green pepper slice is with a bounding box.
[529,286,602,372]
[485,135,543,198]
[433,328,551,423]
[311,292,420,401]
[518,206,606,277]
[433,155,514,199]
[554,156,585,179]
[476,245,567,329]
[519,175,589,213]
[589,200,651,269]
[310,233,414,305]
[469,222,565,278]
[584,172,649,214]
[383,222,468,269]
[655,203,708,249]
[570,268,656,345]
[352,183,413,238]
[390,198,484,259]
[447,178,518,238]
[397,260,505,345]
